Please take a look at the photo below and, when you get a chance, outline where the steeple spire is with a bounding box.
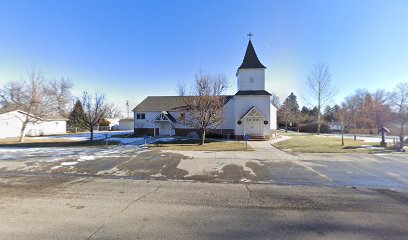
[238,35,266,70]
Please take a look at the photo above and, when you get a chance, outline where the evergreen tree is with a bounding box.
[277,92,300,131]
[301,106,310,115]
[68,100,87,132]
[323,105,334,122]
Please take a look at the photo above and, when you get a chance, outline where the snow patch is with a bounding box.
[158,137,176,142]
[61,161,78,166]
[79,156,95,161]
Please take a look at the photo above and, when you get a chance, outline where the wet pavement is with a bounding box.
[0,144,407,190]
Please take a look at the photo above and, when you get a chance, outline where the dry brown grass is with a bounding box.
[148,139,252,151]
[0,137,119,148]
[272,133,387,153]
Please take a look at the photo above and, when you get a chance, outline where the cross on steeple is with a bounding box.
[247,32,253,40]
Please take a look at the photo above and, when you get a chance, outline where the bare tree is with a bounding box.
[343,90,366,138]
[44,77,73,117]
[0,70,48,142]
[305,63,337,134]
[390,82,408,147]
[371,89,392,129]
[0,70,75,141]
[177,72,228,145]
[105,103,122,119]
[0,81,27,113]
[334,103,348,146]
[80,91,108,141]
[270,91,281,108]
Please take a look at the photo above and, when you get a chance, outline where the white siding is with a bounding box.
[0,112,23,138]
[0,111,66,138]
[217,98,235,129]
[134,112,168,129]
[119,119,134,130]
[38,121,66,135]
[237,69,265,91]
[270,104,277,130]
[234,95,271,136]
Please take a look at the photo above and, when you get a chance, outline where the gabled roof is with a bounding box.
[133,96,234,112]
[154,111,176,123]
[240,106,266,119]
[238,40,266,70]
[235,90,272,96]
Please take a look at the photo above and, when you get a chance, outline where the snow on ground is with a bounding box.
[318,134,395,143]
[0,135,176,165]
[79,156,95,161]
[109,137,144,144]
[36,131,134,141]
[34,130,146,145]
[60,161,78,166]
[154,137,176,143]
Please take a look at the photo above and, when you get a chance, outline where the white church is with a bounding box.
[133,37,277,140]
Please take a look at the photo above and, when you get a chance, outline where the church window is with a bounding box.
[137,113,146,119]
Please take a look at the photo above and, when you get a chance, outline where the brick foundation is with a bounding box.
[134,128,159,136]
[134,127,236,138]
[174,128,201,137]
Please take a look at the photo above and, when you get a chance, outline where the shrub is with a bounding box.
[206,132,224,139]
[298,122,329,133]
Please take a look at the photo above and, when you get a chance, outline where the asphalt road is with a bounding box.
[0,176,407,240]
[0,145,407,190]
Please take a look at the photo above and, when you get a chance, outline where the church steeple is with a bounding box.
[236,34,267,92]
[238,39,266,70]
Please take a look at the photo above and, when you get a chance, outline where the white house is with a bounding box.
[107,118,120,130]
[328,121,342,131]
[0,110,67,138]
[133,38,277,140]
[119,118,134,130]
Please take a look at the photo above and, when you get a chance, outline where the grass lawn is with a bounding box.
[0,137,120,148]
[272,132,391,153]
[148,139,251,151]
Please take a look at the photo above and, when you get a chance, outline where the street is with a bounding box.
[0,142,407,190]
[1,142,408,239]
[0,176,407,240]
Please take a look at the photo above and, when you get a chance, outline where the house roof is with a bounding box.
[238,40,266,70]
[235,90,272,96]
[133,96,233,112]
[0,110,67,121]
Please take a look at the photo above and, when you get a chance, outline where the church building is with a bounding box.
[133,37,277,139]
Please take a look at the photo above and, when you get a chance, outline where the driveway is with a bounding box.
[0,139,407,190]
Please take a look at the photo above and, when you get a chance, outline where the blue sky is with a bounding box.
[0,0,407,113]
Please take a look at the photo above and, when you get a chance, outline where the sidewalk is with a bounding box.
[247,138,299,161]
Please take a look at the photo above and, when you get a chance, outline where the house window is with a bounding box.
[136,113,146,119]
[250,77,254,83]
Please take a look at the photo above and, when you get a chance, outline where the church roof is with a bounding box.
[238,40,266,69]
[235,90,272,96]
[133,96,233,112]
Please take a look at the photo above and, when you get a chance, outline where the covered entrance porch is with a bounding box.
[153,111,176,136]
[241,106,267,140]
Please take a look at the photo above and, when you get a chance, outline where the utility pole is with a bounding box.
[126,100,129,119]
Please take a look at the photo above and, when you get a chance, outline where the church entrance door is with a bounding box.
[245,117,262,135]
